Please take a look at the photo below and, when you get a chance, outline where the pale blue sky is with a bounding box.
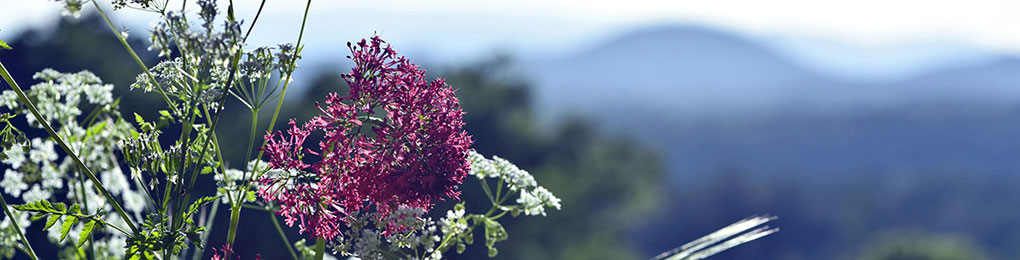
[1,0,1017,80]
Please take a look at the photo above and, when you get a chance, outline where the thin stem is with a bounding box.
[91,1,178,115]
[0,194,38,260]
[479,178,497,204]
[0,59,138,233]
[76,169,96,259]
[241,203,270,211]
[269,208,300,260]
[253,0,312,166]
[191,202,219,260]
[240,110,258,194]
[243,0,268,42]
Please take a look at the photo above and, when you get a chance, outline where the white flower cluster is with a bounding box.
[467,150,561,216]
[334,206,444,260]
[0,69,114,128]
[0,208,30,258]
[216,160,271,204]
[0,69,145,259]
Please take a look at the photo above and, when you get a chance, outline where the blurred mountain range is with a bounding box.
[523,25,1020,259]
[526,25,1020,119]
[524,25,1020,181]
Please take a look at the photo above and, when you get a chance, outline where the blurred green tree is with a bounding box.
[857,232,987,260]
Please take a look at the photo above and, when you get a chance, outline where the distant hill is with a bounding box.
[524,25,1020,118]
[523,24,1020,259]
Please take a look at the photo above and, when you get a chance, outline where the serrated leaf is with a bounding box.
[77,219,97,248]
[245,191,256,202]
[60,215,79,242]
[69,204,81,214]
[44,214,60,230]
[29,213,47,221]
[13,200,61,214]
[186,196,220,217]
[87,120,109,136]
[53,202,66,212]
[134,113,145,126]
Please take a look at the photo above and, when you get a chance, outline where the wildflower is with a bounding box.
[112,0,153,10]
[40,164,63,189]
[259,36,472,240]
[518,187,561,216]
[211,244,261,260]
[467,150,561,216]
[54,0,84,18]
[21,185,51,204]
[1,146,25,169]
[197,0,218,30]
[0,169,27,197]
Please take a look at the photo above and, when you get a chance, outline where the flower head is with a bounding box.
[259,36,472,240]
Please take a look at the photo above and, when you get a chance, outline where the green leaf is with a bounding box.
[44,214,60,230]
[134,113,145,126]
[13,200,61,214]
[29,213,47,221]
[53,202,66,212]
[60,215,79,242]
[77,220,97,248]
[0,40,11,50]
[186,196,220,217]
[69,203,81,214]
[86,120,109,136]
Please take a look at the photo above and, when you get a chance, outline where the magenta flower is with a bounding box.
[258,36,472,240]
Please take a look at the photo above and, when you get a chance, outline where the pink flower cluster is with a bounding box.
[258,36,472,240]
[210,244,260,260]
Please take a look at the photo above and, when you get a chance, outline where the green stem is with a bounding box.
[240,110,258,192]
[225,204,242,247]
[253,0,312,167]
[268,208,300,260]
[0,59,138,233]
[91,0,178,115]
[76,170,96,259]
[314,237,325,260]
[0,194,38,260]
[480,178,497,204]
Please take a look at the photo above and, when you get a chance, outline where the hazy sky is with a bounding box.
[2,0,1018,79]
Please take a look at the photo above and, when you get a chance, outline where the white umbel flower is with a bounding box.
[28,138,58,164]
[1,169,28,197]
[1,147,26,169]
[22,184,52,203]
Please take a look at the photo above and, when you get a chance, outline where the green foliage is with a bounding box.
[858,232,987,260]
[0,30,10,50]
[13,200,105,249]
[440,58,664,259]
[481,217,507,257]
[0,113,28,160]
